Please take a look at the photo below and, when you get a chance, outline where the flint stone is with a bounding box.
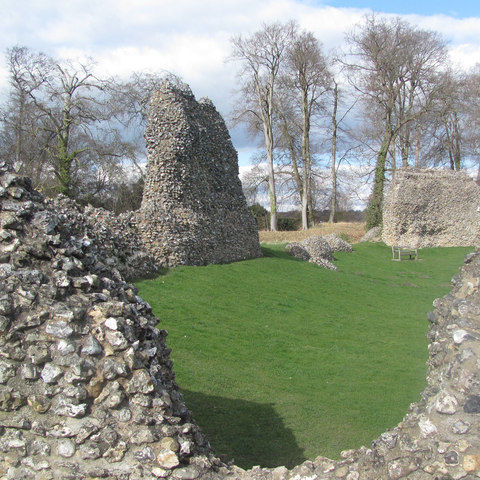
[105,330,128,350]
[464,395,480,413]
[158,437,180,453]
[0,362,15,384]
[171,466,200,480]
[444,451,459,465]
[104,440,127,463]
[130,426,156,444]
[152,467,170,478]
[127,369,155,394]
[453,329,469,344]
[418,416,437,436]
[40,363,63,384]
[45,321,73,339]
[57,439,76,458]
[27,395,51,414]
[53,398,87,418]
[81,336,103,356]
[435,393,458,414]
[156,450,179,469]
[134,446,156,464]
[57,340,75,356]
[452,420,470,434]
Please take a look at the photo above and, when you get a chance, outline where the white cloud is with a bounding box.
[1,0,479,164]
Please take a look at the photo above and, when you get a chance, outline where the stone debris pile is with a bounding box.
[321,234,353,253]
[139,82,262,267]
[382,168,480,248]
[286,234,353,270]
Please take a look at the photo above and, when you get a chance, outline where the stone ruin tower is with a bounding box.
[138,82,261,267]
[382,168,480,248]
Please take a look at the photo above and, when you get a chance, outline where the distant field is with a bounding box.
[136,242,472,469]
[259,222,366,244]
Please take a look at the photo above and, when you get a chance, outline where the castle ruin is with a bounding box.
[382,168,480,247]
[138,82,261,267]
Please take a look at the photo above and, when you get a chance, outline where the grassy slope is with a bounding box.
[136,242,472,468]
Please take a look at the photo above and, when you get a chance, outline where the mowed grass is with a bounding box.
[136,242,472,469]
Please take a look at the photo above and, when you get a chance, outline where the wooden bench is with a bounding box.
[392,246,418,261]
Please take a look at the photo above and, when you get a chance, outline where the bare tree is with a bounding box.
[0,46,52,179]
[105,71,183,179]
[230,21,297,231]
[283,30,330,229]
[344,14,447,229]
[0,46,175,205]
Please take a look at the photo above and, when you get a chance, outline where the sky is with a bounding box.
[0,0,479,167]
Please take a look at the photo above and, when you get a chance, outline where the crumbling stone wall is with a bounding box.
[0,163,218,479]
[382,168,480,247]
[2,159,480,479]
[47,196,159,281]
[138,82,262,267]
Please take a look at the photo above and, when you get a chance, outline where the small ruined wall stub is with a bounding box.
[382,168,480,247]
[138,82,262,267]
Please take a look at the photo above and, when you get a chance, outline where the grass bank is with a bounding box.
[136,242,472,468]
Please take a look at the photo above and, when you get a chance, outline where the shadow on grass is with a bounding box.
[261,245,304,263]
[182,389,306,469]
[129,266,169,283]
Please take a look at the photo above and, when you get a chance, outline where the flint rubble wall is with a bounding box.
[138,82,261,267]
[382,168,480,248]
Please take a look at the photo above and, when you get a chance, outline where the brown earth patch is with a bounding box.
[259,222,366,244]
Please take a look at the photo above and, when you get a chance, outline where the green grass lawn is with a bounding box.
[136,242,472,469]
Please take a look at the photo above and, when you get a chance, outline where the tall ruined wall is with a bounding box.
[382,168,480,247]
[138,82,261,267]
[3,159,480,479]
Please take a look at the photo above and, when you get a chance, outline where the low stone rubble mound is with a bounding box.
[360,226,382,243]
[300,236,334,262]
[285,242,310,262]
[322,234,353,253]
[286,236,337,270]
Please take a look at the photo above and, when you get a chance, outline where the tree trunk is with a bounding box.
[365,120,393,230]
[301,89,311,230]
[453,112,461,171]
[307,189,315,227]
[279,111,303,205]
[56,95,73,196]
[415,128,420,167]
[15,92,25,168]
[329,82,338,224]
[264,126,277,231]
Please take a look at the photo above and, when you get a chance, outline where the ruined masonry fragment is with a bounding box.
[139,82,262,267]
